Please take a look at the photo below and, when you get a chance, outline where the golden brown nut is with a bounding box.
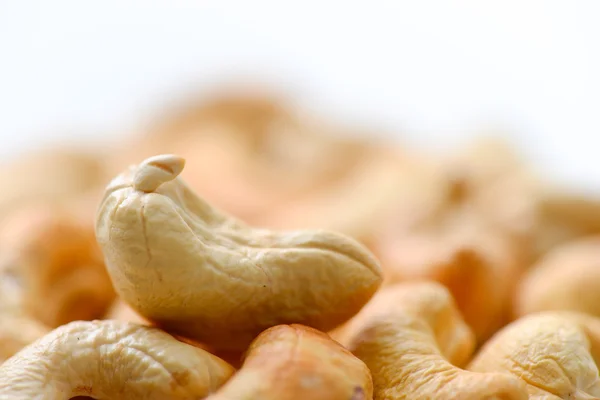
[0,320,235,399]
[514,237,600,318]
[0,205,115,327]
[0,313,48,363]
[341,282,528,400]
[469,312,600,399]
[96,154,382,351]
[375,222,523,342]
[209,324,373,400]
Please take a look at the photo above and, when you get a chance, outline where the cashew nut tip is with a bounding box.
[0,320,235,400]
[209,324,373,400]
[469,312,600,399]
[133,154,186,192]
[341,282,528,399]
[96,155,383,350]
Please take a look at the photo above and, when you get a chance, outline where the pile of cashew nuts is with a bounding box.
[2,91,600,399]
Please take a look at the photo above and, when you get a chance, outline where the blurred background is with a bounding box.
[1,1,599,191]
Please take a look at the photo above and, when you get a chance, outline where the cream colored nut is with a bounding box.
[514,237,600,319]
[0,205,115,327]
[342,282,528,399]
[209,324,373,400]
[0,313,48,364]
[95,154,383,351]
[468,312,600,399]
[0,320,235,399]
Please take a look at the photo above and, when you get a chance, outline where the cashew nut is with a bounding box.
[514,236,600,319]
[0,320,235,399]
[341,282,528,399]
[375,222,523,342]
[96,154,382,350]
[468,312,600,399]
[0,205,115,327]
[0,147,108,221]
[209,324,373,400]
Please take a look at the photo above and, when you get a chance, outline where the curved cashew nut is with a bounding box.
[0,206,115,327]
[514,237,600,319]
[341,282,528,399]
[209,324,373,400]
[0,320,235,399]
[375,226,522,342]
[468,312,600,399]
[96,154,382,350]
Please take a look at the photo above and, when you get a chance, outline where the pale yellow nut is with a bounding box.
[95,154,383,351]
[514,237,600,319]
[468,312,600,399]
[0,320,235,399]
[208,324,373,400]
[342,282,528,400]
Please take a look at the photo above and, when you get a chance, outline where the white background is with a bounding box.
[1,1,599,192]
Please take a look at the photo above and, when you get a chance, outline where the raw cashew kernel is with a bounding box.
[0,320,235,399]
[468,312,600,399]
[209,324,373,400]
[342,282,528,399]
[514,237,600,319]
[95,154,383,350]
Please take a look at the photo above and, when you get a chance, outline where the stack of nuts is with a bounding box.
[2,91,600,399]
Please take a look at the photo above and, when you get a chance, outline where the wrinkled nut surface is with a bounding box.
[514,237,600,319]
[0,320,235,399]
[376,225,522,342]
[0,206,115,327]
[469,312,600,399]
[0,313,48,363]
[96,154,383,350]
[209,324,373,400]
[342,282,528,399]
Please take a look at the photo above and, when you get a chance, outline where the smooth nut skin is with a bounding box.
[469,312,600,399]
[0,206,115,327]
[0,313,48,363]
[342,282,528,400]
[0,320,235,399]
[96,154,383,351]
[209,324,373,400]
[514,237,600,319]
[376,226,522,342]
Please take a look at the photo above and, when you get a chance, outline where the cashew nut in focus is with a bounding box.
[208,324,373,400]
[0,206,115,327]
[468,312,600,399]
[95,154,383,350]
[514,236,600,319]
[0,320,235,399]
[340,282,528,399]
[374,222,523,342]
